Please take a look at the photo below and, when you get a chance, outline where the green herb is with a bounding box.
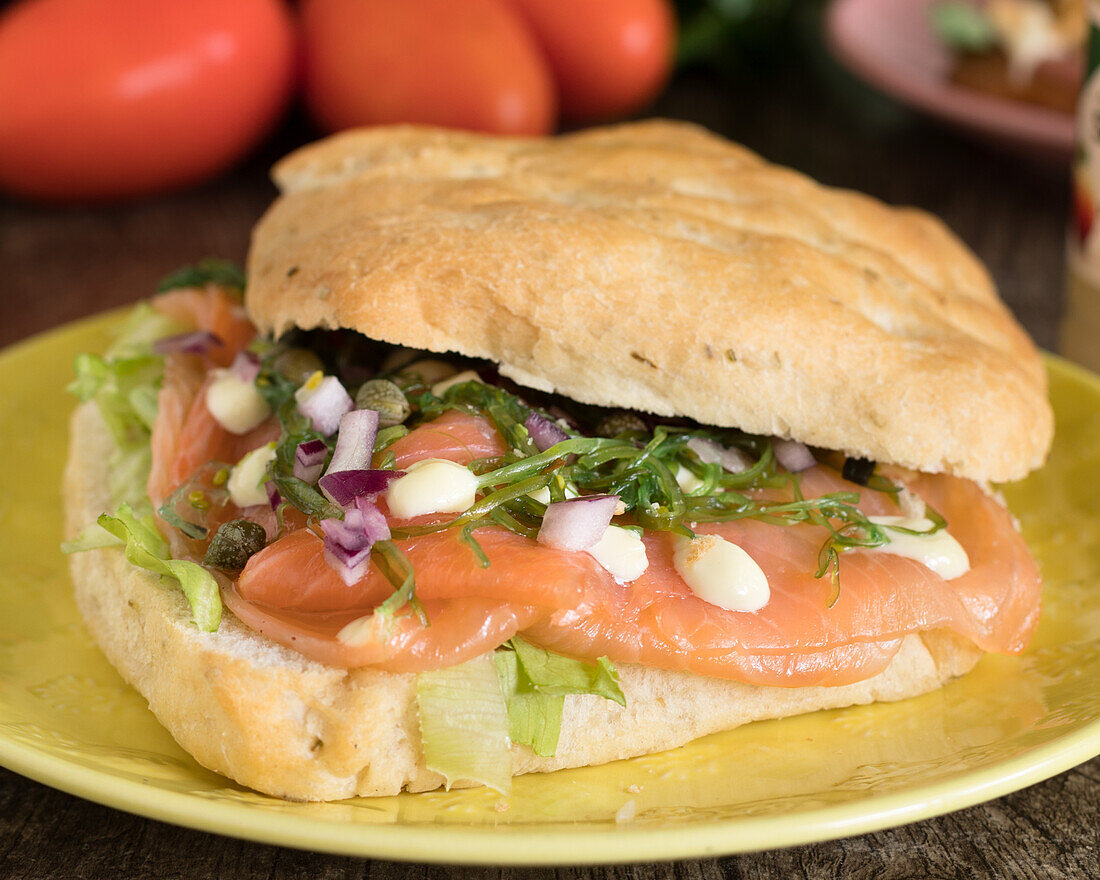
[156,259,246,294]
[372,540,426,623]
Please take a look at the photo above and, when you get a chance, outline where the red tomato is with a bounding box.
[507,0,675,122]
[301,0,556,136]
[0,0,296,201]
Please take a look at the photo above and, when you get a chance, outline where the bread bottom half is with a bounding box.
[64,402,983,800]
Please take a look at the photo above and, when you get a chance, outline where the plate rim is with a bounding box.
[3,703,1100,865]
[1,312,1098,865]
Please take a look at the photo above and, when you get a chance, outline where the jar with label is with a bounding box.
[1064,0,1100,371]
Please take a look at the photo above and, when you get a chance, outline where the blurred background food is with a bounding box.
[933,0,1083,113]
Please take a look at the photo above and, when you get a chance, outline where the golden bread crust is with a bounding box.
[246,120,1051,482]
[66,402,982,800]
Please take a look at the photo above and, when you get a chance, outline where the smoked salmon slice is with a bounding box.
[232,417,1040,684]
[144,288,1042,686]
[386,409,505,467]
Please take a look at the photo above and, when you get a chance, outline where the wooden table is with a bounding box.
[1,60,1097,878]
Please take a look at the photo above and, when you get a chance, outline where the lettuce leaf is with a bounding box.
[417,654,512,795]
[68,301,183,511]
[81,503,222,633]
[494,638,625,757]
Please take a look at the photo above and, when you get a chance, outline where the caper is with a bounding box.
[379,346,422,374]
[595,411,648,438]
[203,520,268,571]
[355,379,411,427]
[273,348,324,384]
[394,358,456,387]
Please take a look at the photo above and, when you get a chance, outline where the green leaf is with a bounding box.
[105,301,185,359]
[494,638,627,757]
[156,259,246,294]
[67,301,173,506]
[494,651,564,757]
[92,503,222,632]
[511,638,626,705]
[417,654,512,795]
[60,522,124,555]
[931,2,997,51]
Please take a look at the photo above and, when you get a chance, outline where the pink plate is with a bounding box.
[825,0,1078,162]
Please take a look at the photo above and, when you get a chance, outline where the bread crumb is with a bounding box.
[493,799,510,813]
[625,784,642,794]
[615,799,636,823]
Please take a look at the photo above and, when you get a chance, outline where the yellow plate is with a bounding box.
[2,312,1099,865]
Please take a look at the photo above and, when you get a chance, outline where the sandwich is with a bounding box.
[63,120,1053,800]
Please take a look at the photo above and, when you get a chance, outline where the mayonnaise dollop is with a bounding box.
[385,458,478,519]
[673,534,770,612]
[865,516,970,579]
[588,525,648,583]
[227,443,277,508]
[205,370,270,435]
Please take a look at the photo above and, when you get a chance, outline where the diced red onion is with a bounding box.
[293,439,328,484]
[319,468,405,507]
[687,437,752,474]
[537,494,619,552]
[326,409,380,474]
[354,497,391,543]
[230,351,260,383]
[298,376,353,436]
[320,507,388,586]
[321,539,372,586]
[773,438,815,473]
[264,481,281,510]
[525,411,569,452]
[152,330,223,356]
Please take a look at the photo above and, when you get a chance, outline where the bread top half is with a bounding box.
[246,120,1052,483]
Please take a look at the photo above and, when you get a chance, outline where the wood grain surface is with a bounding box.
[1,55,1095,879]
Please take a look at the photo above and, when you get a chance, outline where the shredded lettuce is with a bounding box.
[60,522,125,555]
[417,654,512,795]
[65,297,230,633]
[69,351,162,446]
[77,503,222,633]
[494,638,625,757]
[68,301,183,511]
[105,300,185,359]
